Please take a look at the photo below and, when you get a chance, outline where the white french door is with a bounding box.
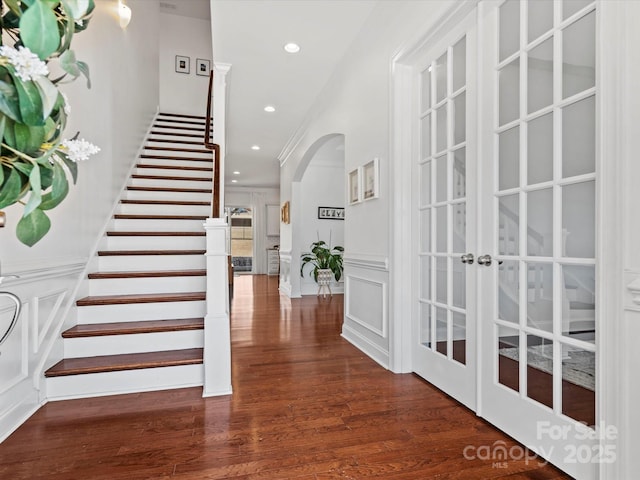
[478,1,597,478]
[410,1,598,478]
[411,10,478,410]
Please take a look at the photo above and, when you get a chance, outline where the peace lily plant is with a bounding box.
[0,0,100,246]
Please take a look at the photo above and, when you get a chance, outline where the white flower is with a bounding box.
[0,45,49,81]
[61,138,100,162]
[61,92,71,115]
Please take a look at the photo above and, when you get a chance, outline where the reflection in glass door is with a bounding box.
[412,10,477,410]
[480,1,597,478]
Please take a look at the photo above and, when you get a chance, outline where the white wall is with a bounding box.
[279,0,453,366]
[225,186,280,274]
[0,0,160,442]
[299,136,345,295]
[159,13,213,116]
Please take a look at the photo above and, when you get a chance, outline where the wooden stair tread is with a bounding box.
[88,269,206,279]
[120,199,210,206]
[44,348,203,377]
[131,174,211,181]
[154,119,206,126]
[158,112,205,120]
[77,291,206,306]
[98,249,205,256]
[106,231,206,236]
[144,146,211,154]
[136,163,213,172]
[114,214,208,220]
[62,318,204,338]
[139,154,212,162]
[126,186,212,193]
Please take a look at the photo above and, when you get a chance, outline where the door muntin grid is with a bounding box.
[495,0,596,426]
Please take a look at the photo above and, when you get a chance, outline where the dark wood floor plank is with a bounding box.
[0,275,570,479]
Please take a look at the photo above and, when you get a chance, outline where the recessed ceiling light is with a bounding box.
[264,105,276,113]
[231,179,238,183]
[283,42,300,54]
[251,145,260,151]
[233,171,240,175]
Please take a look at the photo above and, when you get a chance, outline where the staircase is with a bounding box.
[45,113,214,400]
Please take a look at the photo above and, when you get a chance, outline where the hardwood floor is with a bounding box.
[0,275,571,479]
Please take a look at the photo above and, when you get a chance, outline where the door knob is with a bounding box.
[477,254,492,266]
[461,253,474,264]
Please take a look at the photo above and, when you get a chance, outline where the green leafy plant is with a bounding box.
[0,0,99,246]
[300,240,344,283]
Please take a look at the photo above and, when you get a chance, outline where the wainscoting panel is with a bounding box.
[342,255,390,368]
[0,261,84,443]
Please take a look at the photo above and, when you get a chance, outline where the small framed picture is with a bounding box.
[175,55,190,74]
[348,168,361,205]
[362,158,379,201]
[196,58,211,76]
[318,207,345,220]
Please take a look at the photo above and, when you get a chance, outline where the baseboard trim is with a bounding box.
[341,324,389,370]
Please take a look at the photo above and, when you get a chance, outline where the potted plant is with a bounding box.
[300,240,344,283]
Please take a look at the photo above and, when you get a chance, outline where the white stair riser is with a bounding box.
[142,151,211,161]
[77,300,206,324]
[130,177,212,189]
[46,364,203,401]
[89,275,206,296]
[134,166,213,179]
[106,235,205,251]
[98,254,205,272]
[112,218,206,232]
[137,157,211,168]
[64,330,204,358]
[124,189,211,202]
[117,203,210,216]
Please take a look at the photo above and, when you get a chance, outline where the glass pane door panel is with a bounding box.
[452,260,466,309]
[498,194,519,256]
[527,188,553,257]
[526,335,554,409]
[562,344,595,425]
[499,59,520,125]
[563,11,595,99]
[563,0,592,19]
[436,155,448,202]
[436,105,448,153]
[562,264,595,343]
[420,161,432,207]
[452,311,466,364]
[526,262,553,333]
[499,0,520,61]
[499,260,519,323]
[499,126,519,190]
[421,114,431,159]
[420,68,431,112]
[498,325,520,392]
[436,307,448,356]
[436,206,447,252]
[435,52,448,103]
[528,0,553,42]
[420,303,432,347]
[452,37,466,92]
[453,149,466,199]
[527,113,553,185]
[436,257,448,304]
[453,93,466,145]
[420,256,431,300]
[453,203,466,253]
[562,181,595,258]
[528,37,554,114]
[562,96,595,178]
[420,209,431,253]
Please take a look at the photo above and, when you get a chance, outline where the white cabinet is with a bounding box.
[267,249,279,275]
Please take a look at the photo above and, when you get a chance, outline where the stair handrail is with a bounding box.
[0,275,21,348]
[204,69,221,218]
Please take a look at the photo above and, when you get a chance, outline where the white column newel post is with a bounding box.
[202,217,232,397]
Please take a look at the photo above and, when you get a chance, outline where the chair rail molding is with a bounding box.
[343,253,389,272]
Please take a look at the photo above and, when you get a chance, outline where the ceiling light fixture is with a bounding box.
[264,105,276,113]
[118,1,132,28]
[233,171,240,175]
[283,43,301,54]
[251,145,260,151]
[231,179,238,183]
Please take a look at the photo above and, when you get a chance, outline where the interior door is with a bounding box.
[478,1,598,478]
[412,9,477,410]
